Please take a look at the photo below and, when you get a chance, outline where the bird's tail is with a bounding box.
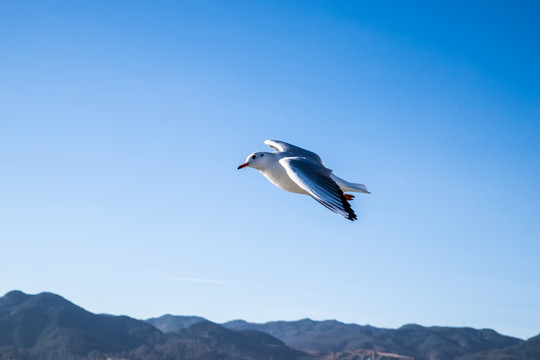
[331,174,371,194]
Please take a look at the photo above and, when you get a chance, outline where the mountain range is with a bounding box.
[147,315,530,360]
[1,290,539,360]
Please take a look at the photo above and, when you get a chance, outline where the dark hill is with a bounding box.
[86,321,313,360]
[224,318,387,352]
[396,324,522,360]
[457,332,540,360]
[146,314,207,333]
[0,290,165,358]
[0,290,533,360]
[171,321,311,360]
[0,291,311,360]
[222,319,522,360]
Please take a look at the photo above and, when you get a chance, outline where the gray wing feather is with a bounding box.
[265,140,323,164]
[280,157,357,221]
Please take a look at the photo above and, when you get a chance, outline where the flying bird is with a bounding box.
[237,140,370,221]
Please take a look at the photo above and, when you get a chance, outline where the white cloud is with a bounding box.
[162,276,240,286]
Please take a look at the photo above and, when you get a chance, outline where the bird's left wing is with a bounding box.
[265,140,323,164]
[279,157,357,221]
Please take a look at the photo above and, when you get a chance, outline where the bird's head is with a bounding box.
[237,152,269,170]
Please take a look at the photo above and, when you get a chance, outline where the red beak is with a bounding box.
[237,163,249,170]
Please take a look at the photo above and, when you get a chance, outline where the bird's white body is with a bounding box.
[238,140,370,221]
[258,152,307,194]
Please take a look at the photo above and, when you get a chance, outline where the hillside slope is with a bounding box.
[0,291,311,360]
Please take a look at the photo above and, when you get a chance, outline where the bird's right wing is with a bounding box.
[265,140,323,164]
[279,157,357,221]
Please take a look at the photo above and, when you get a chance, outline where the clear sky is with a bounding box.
[1,0,539,340]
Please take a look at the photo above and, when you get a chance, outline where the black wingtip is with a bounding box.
[339,191,357,221]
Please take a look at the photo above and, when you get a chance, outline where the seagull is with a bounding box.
[237,140,370,221]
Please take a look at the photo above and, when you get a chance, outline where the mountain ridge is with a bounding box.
[148,314,528,360]
[0,290,310,360]
[1,290,538,360]
[0,290,165,356]
[223,317,524,359]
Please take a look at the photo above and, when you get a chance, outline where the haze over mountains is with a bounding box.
[1,290,539,360]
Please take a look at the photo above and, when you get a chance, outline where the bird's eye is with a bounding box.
[251,155,256,159]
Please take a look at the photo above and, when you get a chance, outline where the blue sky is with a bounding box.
[1,1,539,340]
